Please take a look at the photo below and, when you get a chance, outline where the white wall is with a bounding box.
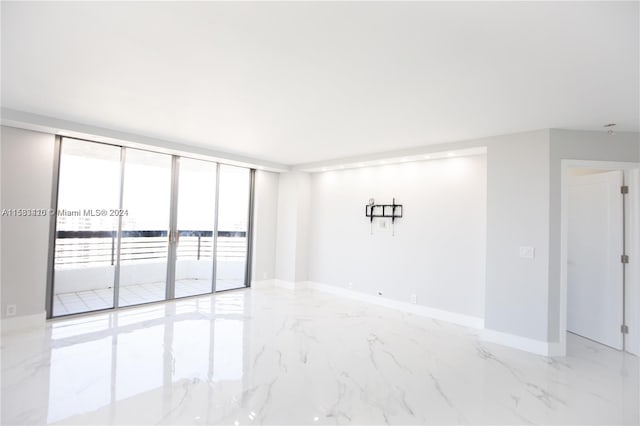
[274,172,311,283]
[307,155,487,319]
[251,170,279,282]
[484,130,551,343]
[294,174,311,283]
[1,126,55,322]
[275,174,298,282]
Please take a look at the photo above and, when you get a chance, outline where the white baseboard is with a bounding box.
[251,279,566,357]
[1,311,46,335]
[482,328,564,356]
[250,279,303,290]
[250,279,276,289]
[304,281,484,329]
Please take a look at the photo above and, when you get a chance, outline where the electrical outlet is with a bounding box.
[410,294,417,304]
[519,246,535,259]
[6,304,16,317]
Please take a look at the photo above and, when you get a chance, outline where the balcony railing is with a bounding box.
[54,230,247,266]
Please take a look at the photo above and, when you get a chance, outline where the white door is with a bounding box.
[567,170,624,349]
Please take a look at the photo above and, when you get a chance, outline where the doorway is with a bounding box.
[48,137,254,318]
[562,160,639,355]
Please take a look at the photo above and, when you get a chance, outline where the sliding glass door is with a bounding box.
[215,165,251,291]
[174,158,218,298]
[52,140,122,316]
[50,138,253,318]
[118,149,173,307]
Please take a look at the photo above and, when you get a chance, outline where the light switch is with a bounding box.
[519,246,535,259]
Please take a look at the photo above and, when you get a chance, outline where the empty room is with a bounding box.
[1,1,639,425]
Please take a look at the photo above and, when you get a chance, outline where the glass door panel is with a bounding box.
[174,158,217,298]
[52,139,121,317]
[118,149,172,307]
[215,165,250,291]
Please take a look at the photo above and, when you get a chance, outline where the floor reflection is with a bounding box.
[44,290,248,424]
[47,336,113,424]
[2,287,637,425]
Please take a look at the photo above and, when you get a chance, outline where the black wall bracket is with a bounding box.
[365,198,403,223]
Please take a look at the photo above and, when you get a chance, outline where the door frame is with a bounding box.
[165,154,181,301]
[46,136,256,319]
[560,159,640,355]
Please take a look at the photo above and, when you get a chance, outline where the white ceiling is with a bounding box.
[2,1,638,166]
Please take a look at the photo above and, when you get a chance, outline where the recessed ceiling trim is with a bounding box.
[293,139,489,173]
[298,147,487,173]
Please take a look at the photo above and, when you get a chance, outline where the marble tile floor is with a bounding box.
[2,286,638,425]
[53,279,244,316]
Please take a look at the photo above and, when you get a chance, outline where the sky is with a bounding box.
[57,139,250,232]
